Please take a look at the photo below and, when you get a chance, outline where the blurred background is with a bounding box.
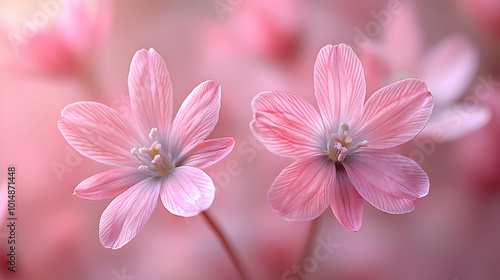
[1,0,500,279]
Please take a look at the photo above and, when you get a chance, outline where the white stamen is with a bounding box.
[139,147,149,154]
[151,154,162,164]
[149,128,158,140]
[328,142,343,162]
[340,122,350,133]
[130,147,137,156]
[354,140,368,149]
[153,141,161,151]
[334,142,343,150]
[138,165,149,172]
[337,146,348,161]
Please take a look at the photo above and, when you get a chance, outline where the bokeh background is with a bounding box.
[1,0,500,279]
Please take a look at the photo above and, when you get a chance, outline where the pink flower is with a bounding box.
[458,0,500,37]
[202,0,300,60]
[58,48,234,249]
[16,0,112,76]
[251,44,434,231]
[361,3,490,141]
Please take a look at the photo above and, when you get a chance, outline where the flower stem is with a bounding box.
[202,211,250,280]
[300,213,323,262]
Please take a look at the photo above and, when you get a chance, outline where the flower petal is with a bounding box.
[422,105,491,142]
[268,156,335,221]
[169,81,221,160]
[160,166,215,217]
[251,91,326,159]
[128,48,173,137]
[59,0,113,57]
[353,78,434,149]
[419,34,479,106]
[74,167,149,200]
[58,101,142,166]
[99,177,160,249]
[379,1,423,73]
[314,44,366,131]
[330,167,363,231]
[181,137,235,169]
[343,150,429,214]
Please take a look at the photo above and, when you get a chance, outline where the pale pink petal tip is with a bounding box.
[182,137,235,169]
[344,150,429,214]
[74,167,147,200]
[160,167,215,217]
[128,47,173,136]
[99,178,160,250]
[314,43,366,130]
[170,80,221,159]
[424,105,491,141]
[354,78,434,149]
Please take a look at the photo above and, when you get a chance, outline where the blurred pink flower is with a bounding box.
[458,0,500,37]
[203,0,300,60]
[58,48,234,249]
[251,44,433,231]
[15,0,112,76]
[362,3,490,141]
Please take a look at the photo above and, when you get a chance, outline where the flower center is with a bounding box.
[328,122,367,162]
[130,128,174,177]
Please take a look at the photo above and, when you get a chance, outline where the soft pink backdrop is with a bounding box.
[1,0,500,279]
